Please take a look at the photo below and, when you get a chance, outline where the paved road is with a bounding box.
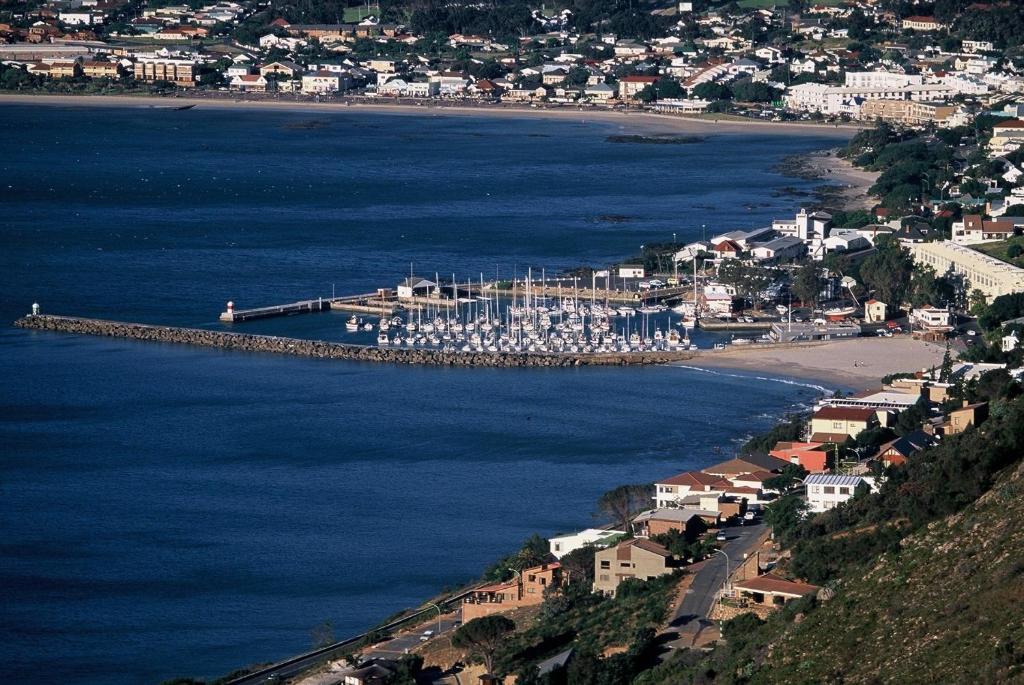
[364,611,462,659]
[663,522,767,650]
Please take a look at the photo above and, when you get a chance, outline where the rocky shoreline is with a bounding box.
[13,315,697,367]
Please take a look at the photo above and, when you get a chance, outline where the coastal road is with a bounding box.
[363,610,462,659]
[663,522,767,651]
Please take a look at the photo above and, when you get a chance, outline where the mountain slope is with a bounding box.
[759,461,1024,684]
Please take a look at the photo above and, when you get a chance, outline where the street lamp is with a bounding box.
[714,548,731,596]
[425,601,442,636]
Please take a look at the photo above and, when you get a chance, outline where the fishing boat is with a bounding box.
[345,315,360,331]
[377,331,390,345]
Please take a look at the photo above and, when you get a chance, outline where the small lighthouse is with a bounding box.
[31,302,40,316]
[219,301,236,323]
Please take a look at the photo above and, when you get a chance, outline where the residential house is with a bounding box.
[617,265,645,279]
[593,539,675,596]
[872,430,935,467]
[618,75,658,100]
[584,83,615,101]
[703,454,790,477]
[809,406,877,443]
[654,471,731,508]
[901,15,942,31]
[713,239,742,260]
[770,441,829,473]
[804,473,874,512]
[864,299,887,324]
[910,306,953,334]
[548,528,624,559]
[951,214,1016,245]
[750,236,806,263]
[80,60,120,78]
[260,60,301,78]
[462,562,562,620]
[941,401,988,435]
[48,61,82,78]
[229,74,268,93]
[133,58,197,86]
[729,573,820,612]
[633,508,719,537]
[990,120,1024,155]
[301,71,341,94]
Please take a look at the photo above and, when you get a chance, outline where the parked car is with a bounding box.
[420,630,434,641]
[743,511,756,521]
[715,531,728,542]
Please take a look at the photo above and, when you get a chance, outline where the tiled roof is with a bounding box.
[733,572,820,597]
[813,406,876,421]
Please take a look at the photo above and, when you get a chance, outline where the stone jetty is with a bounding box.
[14,315,698,368]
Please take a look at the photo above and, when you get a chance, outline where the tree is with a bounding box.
[791,262,824,307]
[859,236,913,306]
[311,620,334,648]
[692,81,731,101]
[597,484,651,533]
[763,463,809,492]
[730,78,779,103]
[939,346,953,383]
[451,615,516,675]
[482,534,552,581]
[763,493,807,543]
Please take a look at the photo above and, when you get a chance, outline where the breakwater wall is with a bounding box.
[13,315,698,367]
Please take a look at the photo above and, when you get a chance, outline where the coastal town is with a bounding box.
[6,0,1024,683]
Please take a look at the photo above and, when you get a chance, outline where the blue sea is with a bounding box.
[0,103,847,684]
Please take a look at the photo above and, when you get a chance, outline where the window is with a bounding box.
[832,421,843,429]
[620,562,632,568]
[553,543,560,552]
[839,487,850,495]
[823,486,835,494]
[600,560,610,569]
[599,574,609,581]
[527,574,536,582]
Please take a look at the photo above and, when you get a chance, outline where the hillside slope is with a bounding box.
[760,461,1024,684]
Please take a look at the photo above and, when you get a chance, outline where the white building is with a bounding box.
[301,71,342,94]
[907,240,1024,300]
[844,71,922,89]
[804,474,874,513]
[911,306,953,331]
[549,528,625,559]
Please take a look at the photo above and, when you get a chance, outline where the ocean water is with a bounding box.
[0,104,845,684]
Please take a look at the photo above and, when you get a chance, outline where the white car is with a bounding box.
[419,630,434,642]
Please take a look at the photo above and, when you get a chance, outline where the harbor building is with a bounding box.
[907,240,1024,300]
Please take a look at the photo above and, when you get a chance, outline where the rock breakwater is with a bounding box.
[14,315,697,368]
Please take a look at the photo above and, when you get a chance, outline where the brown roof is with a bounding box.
[620,75,658,83]
[659,471,730,488]
[714,239,742,252]
[734,573,820,597]
[810,432,852,444]
[628,538,672,557]
[729,470,775,483]
[704,453,790,475]
[813,406,876,422]
[994,119,1024,130]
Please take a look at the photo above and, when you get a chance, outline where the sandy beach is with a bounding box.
[685,336,948,391]
[0,92,862,137]
[803,148,878,210]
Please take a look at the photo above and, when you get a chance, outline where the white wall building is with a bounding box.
[804,474,874,513]
[549,528,625,559]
